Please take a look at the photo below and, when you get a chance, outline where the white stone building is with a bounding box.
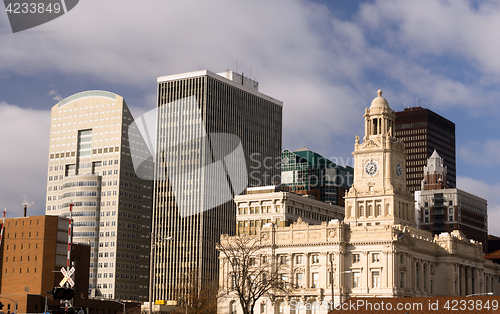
[218,90,500,314]
[235,185,345,236]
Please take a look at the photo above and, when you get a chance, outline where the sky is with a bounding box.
[0,0,499,235]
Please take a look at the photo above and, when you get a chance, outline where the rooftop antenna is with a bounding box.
[250,67,252,80]
[236,59,238,74]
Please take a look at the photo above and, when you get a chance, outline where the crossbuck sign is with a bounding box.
[60,267,75,287]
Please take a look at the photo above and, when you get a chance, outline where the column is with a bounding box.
[305,253,310,289]
[460,266,465,296]
[467,267,472,295]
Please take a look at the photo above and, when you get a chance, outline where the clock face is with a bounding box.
[364,160,379,176]
[396,162,403,178]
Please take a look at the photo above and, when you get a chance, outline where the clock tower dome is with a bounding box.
[345,90,415,226]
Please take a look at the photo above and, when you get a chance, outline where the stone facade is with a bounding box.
[235,186,344,235]
[218,90,500,314]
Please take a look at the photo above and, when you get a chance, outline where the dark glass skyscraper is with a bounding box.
[152,70,282,303]
[395,107,456,193]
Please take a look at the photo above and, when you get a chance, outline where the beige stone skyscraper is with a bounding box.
[45,90,152,302]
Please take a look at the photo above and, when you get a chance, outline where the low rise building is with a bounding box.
[0,214,138,313]
[235,186,345,235]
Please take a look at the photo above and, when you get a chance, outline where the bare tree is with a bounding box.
[217,232,290,314]
[172,271,218,314]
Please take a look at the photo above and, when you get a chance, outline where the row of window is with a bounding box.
[5,267,37,274]
[49,147,120,159]
[5,231,39,239]
[5,255,38,262]
[238,205,279,215]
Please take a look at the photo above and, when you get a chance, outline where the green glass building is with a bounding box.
[281,147,353,206]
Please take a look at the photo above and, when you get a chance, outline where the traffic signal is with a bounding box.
[52,287,75,300]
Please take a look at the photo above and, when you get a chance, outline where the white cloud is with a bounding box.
[459,139,500,167]
[48,90,62,101]
[457,175,500,236]
[0,102,50,218]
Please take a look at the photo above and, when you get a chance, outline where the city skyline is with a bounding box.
[0,0,499,236]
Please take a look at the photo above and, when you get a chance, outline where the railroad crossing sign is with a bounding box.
[60,267,75,287]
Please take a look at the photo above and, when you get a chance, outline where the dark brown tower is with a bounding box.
[395,107,455,193]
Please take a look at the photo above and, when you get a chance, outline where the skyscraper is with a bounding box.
[152,70,282,304]
[45,90,152,302]
[395,107,456,192]
[281,147,353,206]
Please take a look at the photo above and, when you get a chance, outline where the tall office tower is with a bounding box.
[281,147,353,206]
[45,91,152,302]
[395,107,456,193]
[153,70,282,304]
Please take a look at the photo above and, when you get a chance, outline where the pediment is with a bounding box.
[362,139,380,149]
[396,233,415,247]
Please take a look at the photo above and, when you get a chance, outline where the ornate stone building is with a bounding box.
[218,90,500,314]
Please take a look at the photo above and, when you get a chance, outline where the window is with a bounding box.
[280,274,288,288]
[353,254,360,263]
[372,271,380,287]
[312,272,319,288]
[295,254,303,264]
[279,255,288,265]
[311,254,320,264]
[295,273,303,288]
[230,301,237,314]
[416,263,420,288]
[278,301,285,314]
[353,272,360,288]
[372,253,380,263]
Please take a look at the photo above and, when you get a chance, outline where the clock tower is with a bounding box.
[345,90,415,226]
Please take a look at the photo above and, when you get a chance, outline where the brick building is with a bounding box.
[0,215,138,313]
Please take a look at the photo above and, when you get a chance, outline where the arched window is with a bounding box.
[359,206,364,217]
[368,205,373,216]
[376,204,381,216]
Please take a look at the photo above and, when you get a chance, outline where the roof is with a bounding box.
[328,296,499,314]
[484,249,500,261]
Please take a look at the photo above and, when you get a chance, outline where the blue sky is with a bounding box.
[0,0,499,235]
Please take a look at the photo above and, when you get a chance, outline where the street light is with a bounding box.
[329,259,351,308]
[466,292,493,297]
[44,293,53,313]
[101,299,125,314]
[149,235,173,314]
